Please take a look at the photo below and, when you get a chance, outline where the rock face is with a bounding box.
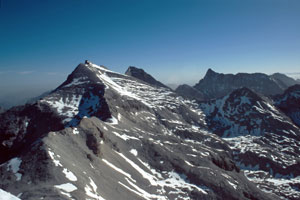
[0,62,299,200]
[125,66,169,89]
[175,84,204,101]
[194,69,295,100]
[275,84,300,127]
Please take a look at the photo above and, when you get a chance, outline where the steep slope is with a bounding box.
[125,66,169,89]
[0,62,273,200]
[200,87,300,199]
[275,84,300,127]
[175,84,204,101]
[194,69,288,99]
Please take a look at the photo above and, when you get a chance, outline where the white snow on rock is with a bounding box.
[106,116,118,125]
[7,157,22,181]
[227,180,238,189]
[102,159,135,182]
[117,113,122,121]
[41,94,82,123]
[72,128,79,135]
[0,189,21,200]
[48,149,62,167]
[130,149,138,156]
[112,131,139,141]
[85,177,106,200]
[62,168,77,181]
[55,183,77,192]
[118,178,164,200]
[63,77,89,88]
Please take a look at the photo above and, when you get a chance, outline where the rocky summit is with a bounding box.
[0,62,300,200]
[125,66,169,89]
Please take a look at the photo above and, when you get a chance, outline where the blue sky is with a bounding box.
[0,0,300,104]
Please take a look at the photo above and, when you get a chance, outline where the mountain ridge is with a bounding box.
[1,61,299,199]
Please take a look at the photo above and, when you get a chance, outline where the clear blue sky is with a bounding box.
[0,0,300,104]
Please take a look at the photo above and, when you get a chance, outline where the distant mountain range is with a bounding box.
[1,62,300,199]
[176,68,299,101]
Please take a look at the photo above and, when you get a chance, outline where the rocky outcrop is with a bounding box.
[125,66,169,89]
[175,84,204,101]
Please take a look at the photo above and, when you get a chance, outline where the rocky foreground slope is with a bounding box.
[0,62,299,199]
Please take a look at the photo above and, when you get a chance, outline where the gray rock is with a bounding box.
[175,84,204,101]
[125,66,169,89]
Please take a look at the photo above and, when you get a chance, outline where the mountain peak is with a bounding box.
[228,87,263,102]
[125,66,169,88]
[205,68,218,76]
[56,63,100,90]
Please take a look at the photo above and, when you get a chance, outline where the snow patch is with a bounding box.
[48,149,62,167]
[112,131,139,141]
[102,158,136,182]
[85,177,106,200]
[106,116,118,125]
[55,183,77,192]
[0,189,21,200]
[130,149,138,156]
[62,168,77,181]
[72,128,79,135]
